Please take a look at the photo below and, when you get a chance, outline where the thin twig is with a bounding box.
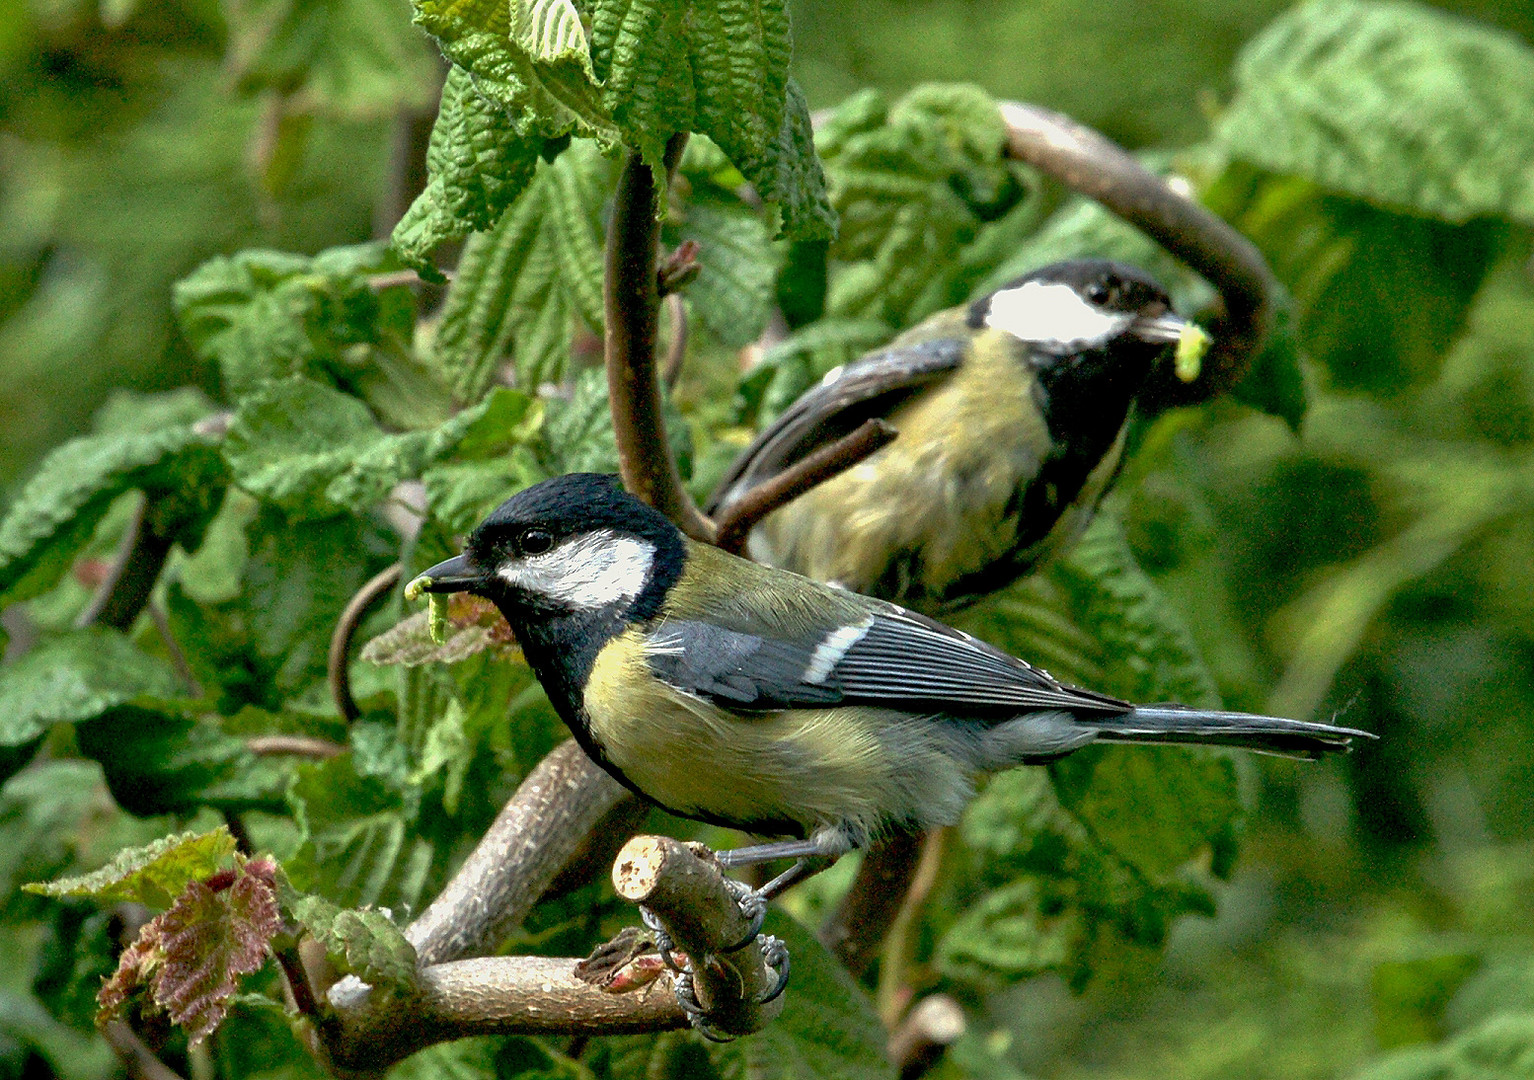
[818,830,924,979]
[221,810,254,856]
[76,497,176,632]
[877,827,949,1027]
[889,994,966,1080]
[148,602,200,696]
[328,563,403,722]
[405,741,629,966]
[272,937,322,1021]
[612,836,784,1037]
[661,293,688,391]
[101,1019,187,1080]
[714,419,898,555]
[368,269,453,291]
[245,735,347,759]
[604,135,716,542]
[997,101,1279,406]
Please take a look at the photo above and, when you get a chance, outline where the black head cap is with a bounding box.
[968,258,1174,330]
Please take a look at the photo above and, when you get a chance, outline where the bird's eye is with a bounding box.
[520,528,554,555]
[1085,281,1111,304]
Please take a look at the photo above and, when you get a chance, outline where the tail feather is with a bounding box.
[1086,705,1372,760]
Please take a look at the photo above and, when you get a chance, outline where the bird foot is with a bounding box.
[720,878,768,951]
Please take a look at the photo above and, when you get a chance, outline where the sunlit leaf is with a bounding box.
[24,827,236,910]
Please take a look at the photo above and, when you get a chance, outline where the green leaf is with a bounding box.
[1218,0,1534,225]
[225,0,439,114]
[23,827,236,910]
[935,877,1079,986]
[542,367,693,479]
[97,857,281,1045]
[742,78,837,241]
[678,200,780,347]
[223,376,497,519]
[285,753,438,911]
[710,911,894,1080]
[75,706,294,816]
[413,0,617,143]
[819,83,1022,326]
[1371,952,1481,1049]
[0,629,184,753]
[1348,1012,1534,1080]
[289,893,418,989]
[432,140,610,398]
[391,66,545,277]
[0,423,227,609]
[1050,513,1220,708]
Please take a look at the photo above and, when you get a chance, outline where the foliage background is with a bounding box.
[3,1,1534,1079]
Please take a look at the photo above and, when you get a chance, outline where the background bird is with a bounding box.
[413,474,1370,896]
[707,258,1206,613]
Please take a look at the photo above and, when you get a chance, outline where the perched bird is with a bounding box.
[708,258,1209,613]
[413,474,1369,896]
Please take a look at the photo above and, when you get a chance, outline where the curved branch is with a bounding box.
[818,830,923,979]
[713,419,898,555]
[998,101,1280,406]
[328,562,403,722]
[661,293,688,391]
[604,134,716,542]
[319,956,686,1072]
[613,835,784,1037]
[405,740,629,966]
[77,497,176,632]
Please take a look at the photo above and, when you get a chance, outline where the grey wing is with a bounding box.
[705,338,967,514]
[644,604,1129,717]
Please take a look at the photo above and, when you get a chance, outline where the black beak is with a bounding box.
[406,553,489,598]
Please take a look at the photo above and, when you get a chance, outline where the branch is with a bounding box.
[613,836,784,1037]
[317,957,686,1072]
[661,293,688,391]
[405,741,629,966]
[604,135,716,542]
[714,420,898,555]
[817,830,923,979]
[877,828,949,1027]
[328,563,403,722]
[101,1020,187,1080]
[76,497,176,632]
[245,735,346,759]
[997,101,1280,406]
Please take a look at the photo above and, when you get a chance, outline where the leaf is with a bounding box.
[0,423,227,608]
[223,376,496,519]
[225,0,439,115]
[934,878,1079,986]
[97,857,281,1045]
[0,629,184,754]
[1050,513,1221,708]
[432,140,610,397]
[391,66,545,277]
[542,367,693,479]
[677,200,780,347]
[24,828,236,910]
[1217,0,1534,225]
[1348,1013,1534,1080]
[413,0,617,143]
[819,82,1023,326]
[710,911,894,1080]
[285,753,438,911]
[289,893,418,989]
[75,705,295,816]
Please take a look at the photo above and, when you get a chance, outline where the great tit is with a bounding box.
[413,474,1368,894]
[707,258,1204,613]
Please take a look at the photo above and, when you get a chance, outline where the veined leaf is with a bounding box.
[433,141,609,396]
[1218,0,1534,225]
[678,199,780,347]
[0,629,184,756]
[288,893,418,989]
[391,66,545,277]
[97,857,281,1046]
[0,423,227,609]
[24,828,236,910]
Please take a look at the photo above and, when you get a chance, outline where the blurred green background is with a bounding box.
[4,1,1534,1078]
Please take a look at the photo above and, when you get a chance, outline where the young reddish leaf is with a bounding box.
[24,827,237,909]
[361,593,520,667]
[97,857,281,1045]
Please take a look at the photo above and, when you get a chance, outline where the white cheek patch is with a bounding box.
[986,280,1134,351]
[497,531,656,610]
[803,617,874,684]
